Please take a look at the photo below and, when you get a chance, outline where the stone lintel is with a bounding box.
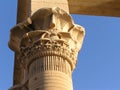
[69,0,120,17]
[17,0,120,22]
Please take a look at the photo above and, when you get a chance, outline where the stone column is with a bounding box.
[9,1,85,90]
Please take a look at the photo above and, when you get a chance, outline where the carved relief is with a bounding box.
[9,7,85,53]
[9,7,85,90]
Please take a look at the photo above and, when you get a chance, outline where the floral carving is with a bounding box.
[8,7,85,89]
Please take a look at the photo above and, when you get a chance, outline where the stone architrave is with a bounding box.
[9,7,85,90]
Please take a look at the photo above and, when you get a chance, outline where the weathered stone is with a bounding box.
[69,0,120,17]
[31,0,69,14]
[17,0,120,22]
[17,0,69,23]
[9,7,85,90]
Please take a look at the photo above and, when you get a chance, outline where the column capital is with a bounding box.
[9,7,85,90]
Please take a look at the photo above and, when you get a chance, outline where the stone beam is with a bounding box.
[17,0,120,19]
[69,0,120,17]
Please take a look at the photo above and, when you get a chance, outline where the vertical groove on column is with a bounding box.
[29,56,71,77]
[28,56,73,90]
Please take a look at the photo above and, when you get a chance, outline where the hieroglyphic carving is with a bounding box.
[9,7,85,90]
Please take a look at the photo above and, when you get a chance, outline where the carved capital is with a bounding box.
[9,7,85,52]
[9,7,85,90]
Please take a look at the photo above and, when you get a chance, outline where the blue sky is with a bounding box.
[0,0,120,90]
